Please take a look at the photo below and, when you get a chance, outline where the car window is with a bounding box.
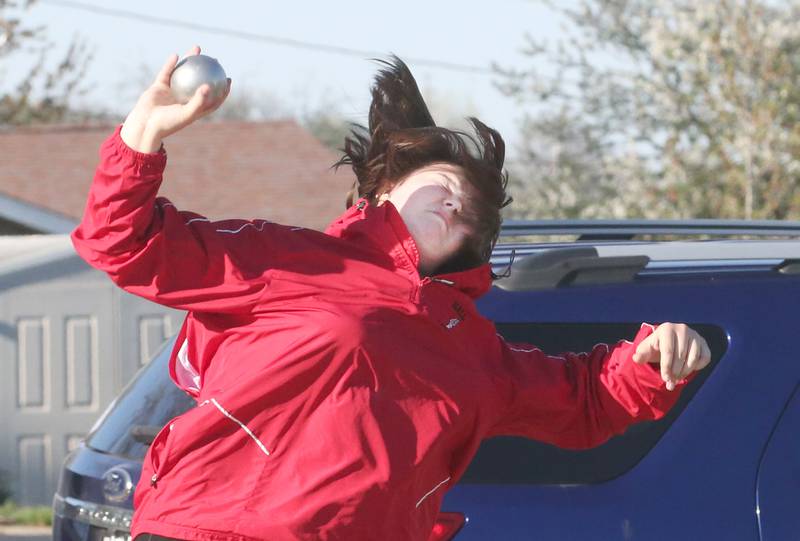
[461,322,726,484]
[86,336,196,460]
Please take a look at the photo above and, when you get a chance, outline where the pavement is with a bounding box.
[0,525,51,541]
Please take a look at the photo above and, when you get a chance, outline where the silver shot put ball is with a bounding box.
[170,54,227,104]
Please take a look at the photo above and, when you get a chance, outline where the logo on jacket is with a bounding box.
[444,302,467,330]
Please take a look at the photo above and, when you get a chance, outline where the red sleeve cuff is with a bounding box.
[110,124,167,175]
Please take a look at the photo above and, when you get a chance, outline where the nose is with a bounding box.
[443,195,462,214]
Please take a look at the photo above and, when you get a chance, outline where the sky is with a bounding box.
[1,0,568,155]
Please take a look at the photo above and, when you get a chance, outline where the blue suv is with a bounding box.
[53,220,800,540]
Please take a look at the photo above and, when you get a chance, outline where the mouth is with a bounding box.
[429,210,449,229]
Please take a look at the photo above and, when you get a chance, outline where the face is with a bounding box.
[378,163,475,276]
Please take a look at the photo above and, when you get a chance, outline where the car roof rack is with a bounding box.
[493,247,650,291]
[490,220,800,287]
[499,219,800,240]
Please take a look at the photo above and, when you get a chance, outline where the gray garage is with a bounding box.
[0,235,184,505]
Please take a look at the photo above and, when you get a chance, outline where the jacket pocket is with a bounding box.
[148,417,180,487]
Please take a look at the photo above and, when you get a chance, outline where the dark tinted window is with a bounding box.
[461,322,726,484]
[86,336,195,460]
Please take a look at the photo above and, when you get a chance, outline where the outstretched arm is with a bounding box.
[489,323,710,449]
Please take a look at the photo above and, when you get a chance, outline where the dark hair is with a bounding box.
[336,56,512,273]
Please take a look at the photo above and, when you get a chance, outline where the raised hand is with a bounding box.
[120,45,232,153]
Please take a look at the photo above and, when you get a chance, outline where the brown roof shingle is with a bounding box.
[0,120,356,231]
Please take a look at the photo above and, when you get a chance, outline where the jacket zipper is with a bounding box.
[412,276,432,302]
[149,420,177,487]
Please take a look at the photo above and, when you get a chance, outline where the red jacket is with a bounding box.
[72,127,689,541]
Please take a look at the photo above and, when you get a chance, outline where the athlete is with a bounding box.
[72,45,711,541]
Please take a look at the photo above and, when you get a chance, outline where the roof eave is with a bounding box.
[0,191,77,233]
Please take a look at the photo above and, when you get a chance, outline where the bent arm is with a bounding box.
[71,126,299,312]
[488,323,695,449]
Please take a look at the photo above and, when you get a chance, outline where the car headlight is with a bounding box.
[53,494,133,532]
[102,466,134,503]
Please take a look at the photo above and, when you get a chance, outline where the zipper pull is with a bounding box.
[150,474,158,487]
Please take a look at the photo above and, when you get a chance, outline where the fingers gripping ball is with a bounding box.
[170,54,228,104]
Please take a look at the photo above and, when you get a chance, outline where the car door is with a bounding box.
[755,382,800,540]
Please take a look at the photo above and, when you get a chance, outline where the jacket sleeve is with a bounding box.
[71,126,304,313]
[487,323,695,449]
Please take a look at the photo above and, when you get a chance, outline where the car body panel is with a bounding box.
[755,382,800,541]
[53,445,141,541]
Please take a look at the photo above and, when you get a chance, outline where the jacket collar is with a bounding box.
[324,198,492,299]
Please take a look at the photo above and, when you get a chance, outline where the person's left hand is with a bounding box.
[632,323,711,391]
